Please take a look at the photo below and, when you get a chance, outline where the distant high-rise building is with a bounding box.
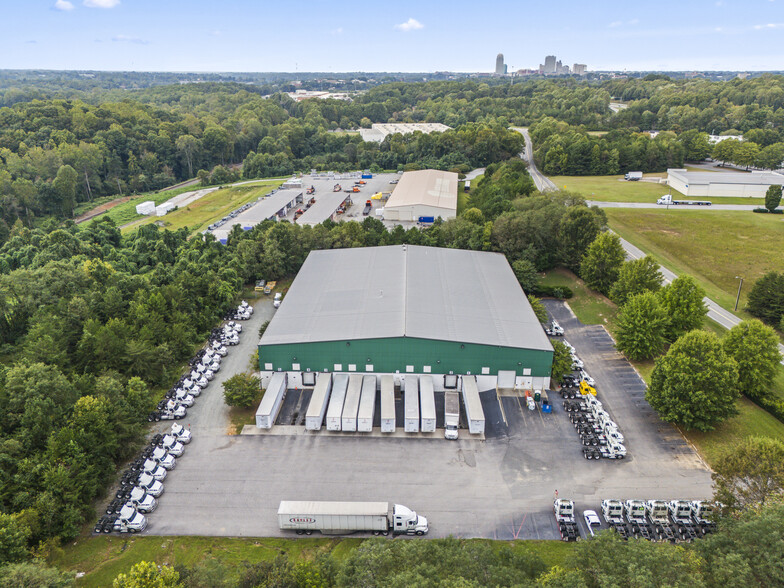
[573,63,587,75]
[495,53,505,75]
[544,55,556,74]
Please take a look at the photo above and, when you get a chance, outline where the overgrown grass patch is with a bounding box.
[605,209,784,320]
[122,180,284,235]
[540,268,618,326]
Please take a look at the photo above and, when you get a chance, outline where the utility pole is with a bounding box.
[734,276,744,311]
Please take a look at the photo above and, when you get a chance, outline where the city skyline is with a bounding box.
[1,0,783,72]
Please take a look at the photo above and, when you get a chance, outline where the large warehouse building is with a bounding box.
[258,245,554,391]
[382,170,458,222]
[667,168,784,198]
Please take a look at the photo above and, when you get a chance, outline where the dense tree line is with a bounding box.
[93,500,784,588]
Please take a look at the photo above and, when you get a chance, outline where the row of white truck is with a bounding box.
[256,373,486,438]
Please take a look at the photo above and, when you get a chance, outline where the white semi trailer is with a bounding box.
[404,376,419,433]
[278,501,428,536]
[256,372,287,429]
[326,374,349,431]
[461,376,485,434]
[419,375,436,433]
[342,375,363,432]
[305,373,332,431]
[357,375,377,432]
[380,375,396,433]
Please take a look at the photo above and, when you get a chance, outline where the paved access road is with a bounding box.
[588,201,758,211]
[512,127,557,192]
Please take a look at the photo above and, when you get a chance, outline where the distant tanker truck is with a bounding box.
[278,501,429,536]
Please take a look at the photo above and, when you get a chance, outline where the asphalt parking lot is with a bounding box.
[147,299,713,540]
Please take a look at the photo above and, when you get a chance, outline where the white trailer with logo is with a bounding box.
[255,372,287,429]
[305,373,332,431]
[404,376,419,432]
[278,501,428,536]
[341,374,363,432]
[461,375,485,434]
[380,375,396,433]
[419,375,436,433]
[357,375,377,432]
[326,374,349,431]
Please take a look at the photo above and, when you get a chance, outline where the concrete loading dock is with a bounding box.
[326,374,348,431]
[405,376,420,432]
[305,373,332,431]
[380,375,396,432]
[211,189,302,242]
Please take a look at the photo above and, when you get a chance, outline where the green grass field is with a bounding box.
[121,180,284,235]
[540,268,618,326]
[88,185,198,227]
[549,174,764,205]
[604,209,784,318]
[50,535,576,587]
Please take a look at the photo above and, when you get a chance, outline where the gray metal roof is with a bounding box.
[260,245,552,352]
[212,189,301,239]
[668,168,784,186]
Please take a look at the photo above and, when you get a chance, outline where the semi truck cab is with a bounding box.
[393,504,429,535]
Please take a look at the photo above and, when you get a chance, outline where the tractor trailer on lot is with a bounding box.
[277,501,428,536]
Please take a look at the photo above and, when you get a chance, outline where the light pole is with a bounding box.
[734,276,744,311]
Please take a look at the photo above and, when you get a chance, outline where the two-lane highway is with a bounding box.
[512,127,557,192]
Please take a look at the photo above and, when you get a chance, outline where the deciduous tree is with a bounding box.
[711,436,784,509]
[657,276,708,341]
[609,255,663,306]
[579,232,625,295]
[615,291,668,360]
[746,271,784,326]
[550,340,573,383]
[647,331,739,431]
[722,320,782,401]
[764,184,782,213]
[222,373,261,408]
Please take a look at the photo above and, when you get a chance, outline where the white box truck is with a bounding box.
[278,501,428,536]
[255,372,287,429]
[341,374,363,432]
[305,373,332,431]
[357,375,377,432]
[326,374,349,431]
[444,390,459,440]
[380,375,396,433]
[404,376,419,432]
[461,376,485,435]
[419,375,436,433]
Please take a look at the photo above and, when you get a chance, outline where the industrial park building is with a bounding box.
[258,245,554,391]
[382,170,458,222]
[667,168,784,198]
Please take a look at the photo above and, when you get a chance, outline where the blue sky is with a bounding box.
[1,0,783,72]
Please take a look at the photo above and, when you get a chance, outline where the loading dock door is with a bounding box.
[497,370,516,389]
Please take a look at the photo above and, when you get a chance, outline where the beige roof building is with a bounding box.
[383,170,458,222]
[359,123,451,143]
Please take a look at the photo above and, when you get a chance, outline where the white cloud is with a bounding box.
[330,27,343,35]
[54,0,74,10]
[395,18,424,32]
[84,0,120,7]
[112,34,148,44]
[754,22,784,29]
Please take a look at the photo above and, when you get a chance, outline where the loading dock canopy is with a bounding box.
[260,245,552,352]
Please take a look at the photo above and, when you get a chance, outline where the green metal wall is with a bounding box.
[259,336,553,377]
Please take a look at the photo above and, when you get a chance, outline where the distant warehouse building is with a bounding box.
[359,123,451,143]
[258,245,554,391]
[382,170,458,222]
[667,168,784,198]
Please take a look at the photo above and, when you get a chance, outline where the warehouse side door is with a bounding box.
[497,370,516,389]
